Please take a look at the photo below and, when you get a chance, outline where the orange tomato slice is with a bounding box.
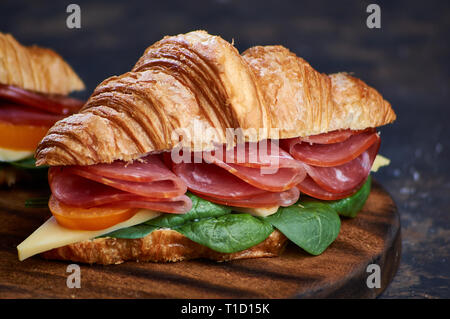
[0,121,50,151]
[49,195,138,231]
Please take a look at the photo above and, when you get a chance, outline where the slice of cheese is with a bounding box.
[233,206,279,217]
[17,209,161,261]
[371,154,391,172]
[0,147,33,162]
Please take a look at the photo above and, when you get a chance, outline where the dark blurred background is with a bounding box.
[0,0,448,298]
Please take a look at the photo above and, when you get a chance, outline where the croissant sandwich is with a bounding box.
[17,31,395,264]
[0,32,84,186]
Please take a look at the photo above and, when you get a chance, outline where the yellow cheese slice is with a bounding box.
[17,209,161,261]
[0,147,33,162]
[233,206,279,217]
[371,154,390,172]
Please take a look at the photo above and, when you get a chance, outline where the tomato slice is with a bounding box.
[49,195,138,231]
[0,84,84,115]
[0,121,50,151]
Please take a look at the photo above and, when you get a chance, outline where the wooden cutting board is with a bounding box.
[0,180,400,298]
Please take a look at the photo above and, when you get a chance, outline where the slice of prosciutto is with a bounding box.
[69,154,187,198]
[171,140,305,207]
[296,176,363,200]
[98,196,192,213]
[301,136,380,194]
[203,141,306,192]
[172,161,268,200]
[282,130,379,167]
[0,84,84,115]
[0,103,65,126]
[172,164,301,207]
[298,129,356,144]
[48,155,191,214]
[294,128,374,144]
[194,186,300,208]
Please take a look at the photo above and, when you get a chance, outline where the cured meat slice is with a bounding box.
[99,196,192,214]
[48,167,191,213]
[49,167,147,207]
[0,103,64,126]
[0,84,83,115]
[203,141,306,192]
[295,128,374,144]
[78,154,176,182]
[296,176,361,200]
[194,186,300,208]
[208,163,306,192]
[70,154,187,198]
[298,129,355,144]
[172,156,301,208]
[283,131,379,167]
[302,136,380,194]
[68,168,185,199]
[206,141,298,168]
[172,161,268,200]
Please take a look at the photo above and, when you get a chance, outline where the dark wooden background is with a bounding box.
[0,0,448,298]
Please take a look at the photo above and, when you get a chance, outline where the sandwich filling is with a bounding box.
[18,128,385,260]
[0,84,83,179]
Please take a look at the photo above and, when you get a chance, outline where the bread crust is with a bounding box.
[243,45,396,137]
[35,30,395,167]
[0,32,84,95]
[41,229,288,265]
[242,45,334,138]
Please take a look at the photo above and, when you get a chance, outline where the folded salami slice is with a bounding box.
[302,136,380,194]
[172,161,268,200]
[296,176,362,200]
[69,154,187,198]
[193,186,300,208]
[78,154,177,182]
[98,196,192,214]
[0,103,65,126]
[282,130,378,167]
[203,141,306,192]
[297,129,358,144]
[0,84,83,115]
[48,157,191,214]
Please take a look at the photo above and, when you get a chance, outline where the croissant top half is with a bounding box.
[0,32,84,95]
[35,30,395,166]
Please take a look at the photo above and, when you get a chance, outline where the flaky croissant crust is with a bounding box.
[35,30,395,166]
[0,32,84,95]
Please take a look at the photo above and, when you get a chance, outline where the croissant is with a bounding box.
[27,30,396,265]
[0,33,84,95]
[35,30,395,166]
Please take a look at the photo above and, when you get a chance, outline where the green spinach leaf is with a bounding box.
[264,201,340,255]
[102,193,232,240]
[146,193,231,228]
[176,213,274,253]
[327,176,372,218]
